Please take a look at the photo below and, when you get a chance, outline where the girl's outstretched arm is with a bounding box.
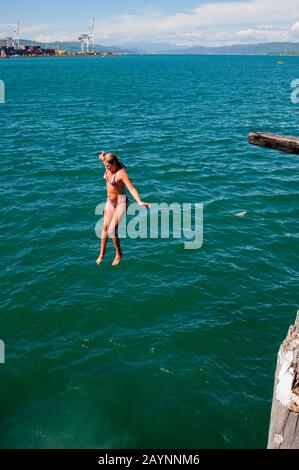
[121,170,151,208]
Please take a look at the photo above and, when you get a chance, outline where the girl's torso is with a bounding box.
[104,169,126,202]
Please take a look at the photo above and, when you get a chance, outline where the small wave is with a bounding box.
[234,210,247,217]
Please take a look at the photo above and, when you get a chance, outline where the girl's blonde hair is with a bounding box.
[104,153,126,169]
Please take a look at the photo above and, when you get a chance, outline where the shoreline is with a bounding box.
[2,52,299,59]
[0,53,123,59]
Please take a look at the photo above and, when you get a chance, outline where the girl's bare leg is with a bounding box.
[96,201,114,264]
[111,236,122,266]
[96,234,108,264]
[108,201,127,266]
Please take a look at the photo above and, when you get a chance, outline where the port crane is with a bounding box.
[78,18,95,53]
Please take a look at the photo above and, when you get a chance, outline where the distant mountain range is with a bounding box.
[161,42,299,55]
[18,39,138,54]
[16,39,299,55]
[120,41,299,55]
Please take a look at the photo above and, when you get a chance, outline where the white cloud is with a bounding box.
[0,23,49,38]
[2,1,299,47]
[93,0,299,46]
[290,21,299,32]
[236,27,289,43]
[289,21,299,39]
[21,24,49,34]
[190,0,299,27]
[34,32,78,43]
[0,23,16,29]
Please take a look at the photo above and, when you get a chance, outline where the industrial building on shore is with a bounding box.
[0,19,120,58]
[0,39,56,57]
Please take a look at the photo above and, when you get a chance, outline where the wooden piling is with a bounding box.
[267,311,299,449]
[248,132,299,155]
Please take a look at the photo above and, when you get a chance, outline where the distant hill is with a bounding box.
[117,40,299,55]
[161,42,299,55]
[18,39,139,54]
[14,39,299,55]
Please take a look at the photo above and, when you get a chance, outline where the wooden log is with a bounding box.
[267,311,299,449]
[248,132,299,155]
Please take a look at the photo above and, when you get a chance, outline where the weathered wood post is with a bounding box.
[267,311,299,449]
[249,132,299,448]
[248,132,299,155]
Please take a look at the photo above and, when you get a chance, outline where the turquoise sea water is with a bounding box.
[0,55,298,449]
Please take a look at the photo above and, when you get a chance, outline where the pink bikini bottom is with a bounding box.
[106,195,129,209]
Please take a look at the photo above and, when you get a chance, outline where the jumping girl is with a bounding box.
[97,151,151,266]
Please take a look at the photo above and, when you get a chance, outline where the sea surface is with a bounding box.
[0,55,298,449]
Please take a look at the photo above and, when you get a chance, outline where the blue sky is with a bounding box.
[1,0,299,46]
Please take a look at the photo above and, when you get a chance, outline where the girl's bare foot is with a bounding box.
[96,254,104,264]
[112,255,122,266]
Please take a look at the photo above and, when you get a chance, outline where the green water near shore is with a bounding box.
[0,55,298,448]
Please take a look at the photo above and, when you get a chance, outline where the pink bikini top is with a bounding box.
[104,169,125,191]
